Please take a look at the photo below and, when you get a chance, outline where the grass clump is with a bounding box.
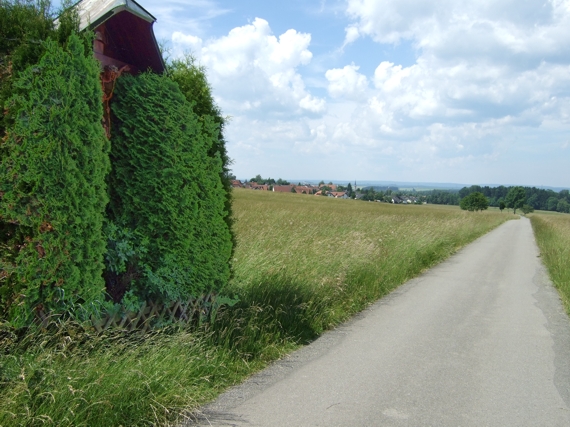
[530,212,570,312]
[0,191,515,425]
[0,323,257,426]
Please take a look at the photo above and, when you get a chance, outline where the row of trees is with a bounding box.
[0,1,233,326]
[458,186,539,214]
[249,175,290,185]
[421,185,569,214]
[458,185,569,213]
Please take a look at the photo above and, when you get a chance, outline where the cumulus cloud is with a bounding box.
[314,0,570,173]
[343,26,360,47]
[325,64,368,100]
[172,18,325,117]
[152,0,570,184]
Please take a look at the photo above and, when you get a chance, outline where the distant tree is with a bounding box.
[505,186,526,214]
[460,192,489,212]
[347,182,353,197]
[318,180,325,186]
[499,200,506,212]
[547,197,559,211]
[557,199,570,213]
[526,193,539,209]
[520,204,534,214]
[291,186,296,193]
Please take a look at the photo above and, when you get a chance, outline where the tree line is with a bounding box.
[420,185,569,214]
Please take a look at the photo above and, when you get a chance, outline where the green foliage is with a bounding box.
[460,192,489,212]
[423,189,460,205]
[499,199,506,212]
[167,55,235,259]
[0,0,82,138]
[107,72,231,304]
[458,183,569,212]
[1,0,53,137]
[557,199,570,214]
[247,175,290,185]
[346,182,354,198]
[520,204,534,214]
[0,34,109,326]
[505,186,526,214]
[547,196,559,211]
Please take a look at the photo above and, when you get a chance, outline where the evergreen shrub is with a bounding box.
[0,34,109,326]
[168,56,236,259]
[0,0,80,137]
[106,72,231,305]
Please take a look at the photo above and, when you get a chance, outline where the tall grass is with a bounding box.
[530,212,570,312]
[217,191,515,355]
[0,190,515,426]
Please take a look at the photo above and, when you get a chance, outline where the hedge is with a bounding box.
[105,72,232,306]
[0,34,109,326]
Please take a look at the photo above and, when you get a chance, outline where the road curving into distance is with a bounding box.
[188,217,570,427]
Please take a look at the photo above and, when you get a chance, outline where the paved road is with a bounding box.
[189,217,570,426]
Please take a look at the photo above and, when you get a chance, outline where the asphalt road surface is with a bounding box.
[189,217,570,427]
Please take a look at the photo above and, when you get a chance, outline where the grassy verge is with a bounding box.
[1,191,515,426]
[530,212,570,313]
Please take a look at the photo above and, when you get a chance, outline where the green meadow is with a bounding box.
[1,190,515,426]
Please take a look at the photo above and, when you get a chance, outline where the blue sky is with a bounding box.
[59,0,570,187]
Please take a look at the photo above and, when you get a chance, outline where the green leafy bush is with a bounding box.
[0,34,109,326]
[168,56,235,259]
[0,0,81,137]
[106,72,232,304]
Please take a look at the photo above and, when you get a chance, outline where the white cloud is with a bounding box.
[149,0,232,40]
[148,0,570,185]
[343,26,360,46]
[172,18,325,116]
[172,32,202,53]
[308,0,570,178]
[325,64,368,100]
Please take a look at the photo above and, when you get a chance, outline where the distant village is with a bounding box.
[231,176,424,204]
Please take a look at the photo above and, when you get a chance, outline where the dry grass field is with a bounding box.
[0,189,516,426]
[530,212,570,313]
